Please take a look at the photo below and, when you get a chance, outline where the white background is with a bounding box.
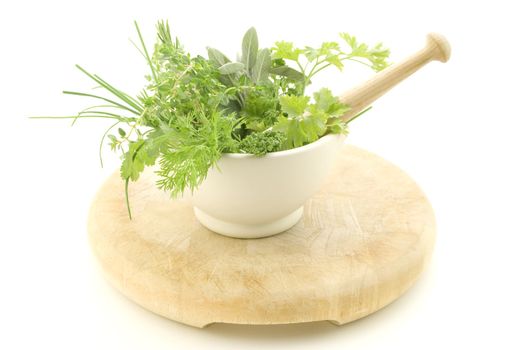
[1,0,522,349]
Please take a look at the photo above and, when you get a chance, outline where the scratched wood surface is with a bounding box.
[88,145,436,327]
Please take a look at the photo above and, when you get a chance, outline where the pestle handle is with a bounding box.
[340,33,451,122]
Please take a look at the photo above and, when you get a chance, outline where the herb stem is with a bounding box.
[30,115,127,121]
[99,121,120,167]
[134,21,158,84]
[62,91,141,115]
[74,65,144,113]
[342,55,374,68]
[346,105,373,123]
[125,178,132,219]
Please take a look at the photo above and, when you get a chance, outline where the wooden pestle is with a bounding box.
[340,33,451,122]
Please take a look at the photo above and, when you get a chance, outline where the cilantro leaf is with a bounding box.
[275,88,349,148]
[274,113,326,149]
[120,136,160,182]
[339,33,390,71]
[271,34,391,94]
[275,95,325,148]
[279,95,309,117]
[273,41,302,61]
[313,88,349,116]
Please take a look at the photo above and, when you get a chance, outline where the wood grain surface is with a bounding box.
[88,145,436,327]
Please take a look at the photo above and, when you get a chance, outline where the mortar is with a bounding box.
[190,33,450,238]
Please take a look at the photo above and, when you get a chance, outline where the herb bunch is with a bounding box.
[35,21,390,218]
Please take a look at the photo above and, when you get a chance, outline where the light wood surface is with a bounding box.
[341,33,451,121]
[88,145,436,328]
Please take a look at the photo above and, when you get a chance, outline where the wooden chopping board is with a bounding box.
[88,145,436,327]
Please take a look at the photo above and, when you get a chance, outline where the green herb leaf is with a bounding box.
[326,55,344,70]
[275,88,349,148]
[273,41,302,61]
[279,95,309,117]
[313,88,348,116]
[270,65,303,81]
[303,46,319,61]
[207,47,231,67]
[242,27,258,72]
[120,140,146,181]
[339,33,390,71]
[219,62,245,75]
[274,114,325,148]
[240,131,284,156]
[251,48,271,83]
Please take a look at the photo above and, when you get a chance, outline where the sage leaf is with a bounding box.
[207,47,231,67]
[270,65,304,81]
[242,27,258,72]
[219,62,245,75]
[252,49,271,83]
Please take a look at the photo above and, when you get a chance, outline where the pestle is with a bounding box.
[340,33,451,122]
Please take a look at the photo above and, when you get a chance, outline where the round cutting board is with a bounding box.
[88,145,436,327]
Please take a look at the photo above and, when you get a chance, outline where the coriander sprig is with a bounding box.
[273,34,390,95]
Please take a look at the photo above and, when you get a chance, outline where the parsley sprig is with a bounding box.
[273,34,389,95]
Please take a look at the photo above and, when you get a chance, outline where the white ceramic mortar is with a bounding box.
[190,133,346,238]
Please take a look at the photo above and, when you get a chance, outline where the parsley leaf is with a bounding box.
[279,95,310,117]
[271,34,390,94]
[275,88,349,148]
